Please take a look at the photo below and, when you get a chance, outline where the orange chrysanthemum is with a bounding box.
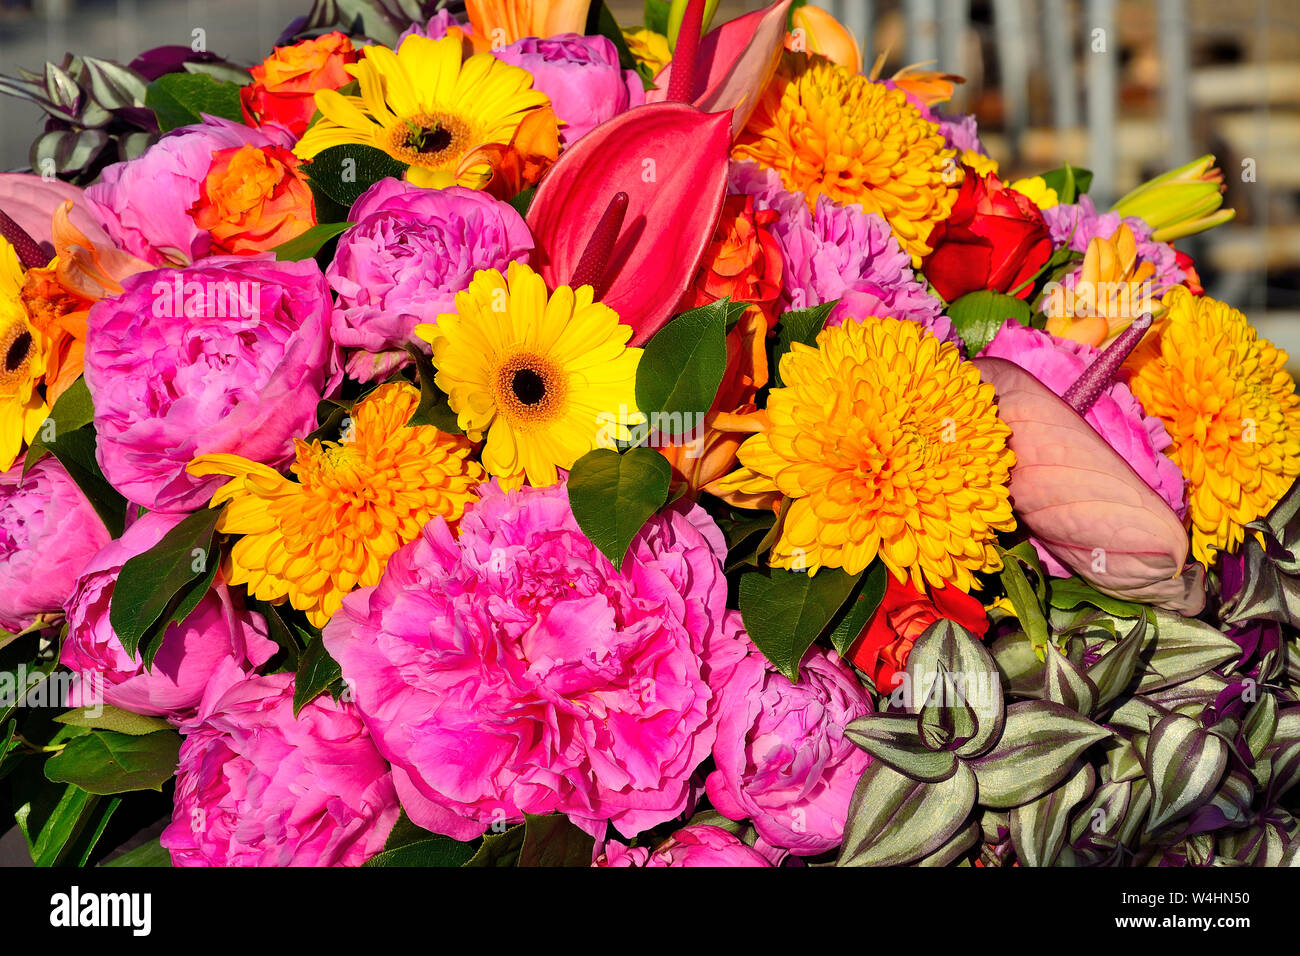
[188,383,483,627]
[733,53,958,263]
[713,316,1016,591]
[1125,287,1300,564]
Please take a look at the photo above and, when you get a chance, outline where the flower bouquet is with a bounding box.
[0,0,1293,870]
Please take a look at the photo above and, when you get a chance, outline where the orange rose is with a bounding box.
[190,145,316,256]
[241,31,358,138]
[681,194,783,322]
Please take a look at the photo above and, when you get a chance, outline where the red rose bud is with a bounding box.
[922,170,1052,303]
[848,575,989,694]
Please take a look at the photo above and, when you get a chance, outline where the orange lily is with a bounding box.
[465,0,592,45]
[786,5,861,74]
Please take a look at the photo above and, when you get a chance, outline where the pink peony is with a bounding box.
[493,34,645,146]
[85,118,297,266]
[593,825,772,867]
[323,479,736,841]
[727,161,951,340]
[0,456,112,632]
[327,179,533,381]
[60,511,276,718]
[706,634,873,855]
[84,256,340,512]
[161,665,399,866]
[978,319,1187,575]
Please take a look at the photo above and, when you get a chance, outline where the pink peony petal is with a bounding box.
[973,356,1205,615]
[526,102,730,344]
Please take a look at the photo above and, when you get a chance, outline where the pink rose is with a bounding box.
[593,825,772,867]
[493,34,644,146]
[0,456,111,632]
[60,511,276,718]
[324,480,735,841]
[85,117,298,266]
[706,634,873,855]
[161,667,400,866]
[84,256,340,512]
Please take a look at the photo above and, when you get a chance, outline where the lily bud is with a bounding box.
[787,5,861,74]
[1112,154,1235,242]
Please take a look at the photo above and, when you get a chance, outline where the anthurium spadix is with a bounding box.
[650,0,793,137]
[525,102,731,345]
[972,320,1206,614]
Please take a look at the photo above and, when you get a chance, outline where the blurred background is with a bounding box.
[0,0,1297,358]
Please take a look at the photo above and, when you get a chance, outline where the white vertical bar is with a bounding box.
[1086,0,1117,204]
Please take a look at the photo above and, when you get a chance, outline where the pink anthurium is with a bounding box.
[526,101,731,344]
[0,173,110,263]
[650,0,793,137]
[973,347,1206,615]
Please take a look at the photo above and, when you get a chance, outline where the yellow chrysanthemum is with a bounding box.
[733,52,958,263]
[714,316,1016,591]
[623,28,671,75]
[1125,287,1300,564]
[415,261,643,491]
[1009,175,1059,210]
[294,35,553,189]
[0,237,50,473]
[187,383,483,627]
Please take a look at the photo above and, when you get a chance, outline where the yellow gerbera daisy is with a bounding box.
[733,52,958,263]
[0,237,50,473]
[294,35,554,189]
[415,261,643,490]
[1125,287,1300,564]
[187,383,483,627]
[714,316,1016,591]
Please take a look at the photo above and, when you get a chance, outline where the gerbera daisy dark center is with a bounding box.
[511,368,546,406]
[496,352,568,426]
[390,112,471,169]
[5,330,31,373]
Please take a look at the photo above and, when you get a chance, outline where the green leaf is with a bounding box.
[771,301,836,387]
[144,72,243,132]
[364,837,477,867]
[293,635,343,717]
[997,544,1049,651]
[403,343,461,433]
[272,221,353,261]
[947,290,1033,355]
[1039,163,1093,205]
[103,838,171,867]
[634,299,731,435]
[826,561,888,658]
[1143,712,1228,830]
[37,424,127,537]
[904,619,1005,758]
[517,813,596,867]
[838,760,977,866]
[969,700,1110,808]
[844,714,959,782]
[109,505,224,661]
[915,819,981,867]
[462,824,525,867]
[55,705,172,737]
[304,143,408,210]
[738,566,862,682]
[45,729,180,795]
[644,0,671,34]
[567,447,671,571]
[1047,576,1145,618]
[1009,762,1094,866]
[508,186,536,219]
[24,377,94,473]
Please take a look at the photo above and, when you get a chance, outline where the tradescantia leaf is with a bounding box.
[1137,610,1242,692]
[915,820,981,867]
[1246,475,1300,574]
[917,659,979,753]
[903,619,1004,758]
[1010,763,1094,866]
[837,760,976,867]
[738,565,862,682]
[844,714,959,782]
[567,447,672,572]
[1265,739,1300,807]
[1086,613,1148,708]
[1244,694,1279,762]
[969,700,1110,808]
[1142,712,1229,831]
[989,630,1045,697]
[1039,642,1097,715]
[1220,538,1300,629]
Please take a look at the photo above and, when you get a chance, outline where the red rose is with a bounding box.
[848,575,989,692]
[1174,247,1204,295]
[922,170,1052,303]
[240,32,358,139]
